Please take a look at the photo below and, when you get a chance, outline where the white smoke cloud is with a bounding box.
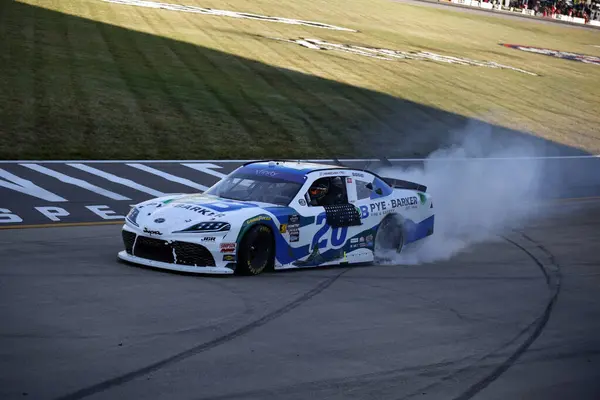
[375,121,551,265]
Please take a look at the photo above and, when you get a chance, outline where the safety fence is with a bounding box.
[443,0,600,27]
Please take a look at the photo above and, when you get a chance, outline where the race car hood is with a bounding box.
[129,193,275,234]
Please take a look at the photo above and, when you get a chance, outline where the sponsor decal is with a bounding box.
[223,254,236,262]
[244,215,272,225]
[501,44,600,66]
[298,198,307,206]
[220,242,236,253]
[287,214,300,242]
[346,177,353,183]
[352,172,364,178]
[255,169,278,177]
[350,237,359,244]
[173,203,218,216]
[417,193,427,206]
[359,197,420,218]
[390,196,418,208]
[270,38,538,76]
[103,0,356,31]
[143,227,162,236]
[201,236,216,242]
[319,170,346,176]
[280,224,287,233]
[154,218,165,223]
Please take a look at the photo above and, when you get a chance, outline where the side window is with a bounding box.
[355,178,373,200]
[305,176,349,206]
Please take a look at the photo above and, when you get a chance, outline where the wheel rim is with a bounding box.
[374,218,404,262]
[377,220,403,251]
[247,229,271,271]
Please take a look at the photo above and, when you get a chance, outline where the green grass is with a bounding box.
[1,0,599,159]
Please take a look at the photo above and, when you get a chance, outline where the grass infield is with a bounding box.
[0,0,599,160]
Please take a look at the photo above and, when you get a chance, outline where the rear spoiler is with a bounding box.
[381,177,427,193]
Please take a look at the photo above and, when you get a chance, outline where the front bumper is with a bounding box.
[118,251,234,274]
[119,225,237,275]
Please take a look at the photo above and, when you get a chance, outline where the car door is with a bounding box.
[345,172,382,252]
[286,172,361,266]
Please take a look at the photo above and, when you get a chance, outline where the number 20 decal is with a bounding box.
[311,212,348,251]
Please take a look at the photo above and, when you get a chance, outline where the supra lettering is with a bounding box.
[143,227,162,236]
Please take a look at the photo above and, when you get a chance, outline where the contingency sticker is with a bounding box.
[288,214,300,242]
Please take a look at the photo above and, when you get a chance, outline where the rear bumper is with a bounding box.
[118,251,234,274]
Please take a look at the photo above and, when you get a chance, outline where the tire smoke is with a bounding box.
[376,121,551,264]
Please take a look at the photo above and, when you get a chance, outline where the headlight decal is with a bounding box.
[126,207,140,226]
[175,221,231,233]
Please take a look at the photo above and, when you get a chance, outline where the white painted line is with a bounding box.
[68,163,165,197]
[1,155,599,163]
[102,0,357,32]
[181,163,227,179]
[127,163,208,191]
[0,168,67,202]
[20,164,131,201]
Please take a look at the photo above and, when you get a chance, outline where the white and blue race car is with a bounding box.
[118,160,434,275]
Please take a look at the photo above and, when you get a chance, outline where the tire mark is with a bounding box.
[396,231,561,400]
[199,356,474,400]
[53,269,349,400]
[448,232,561,400]
[449,234,560,400]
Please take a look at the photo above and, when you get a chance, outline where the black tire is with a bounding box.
[374,214,405,263]
[236,225,275,275]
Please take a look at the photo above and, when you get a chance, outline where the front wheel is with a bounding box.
[236,225,274,275]
[374,214,405,263]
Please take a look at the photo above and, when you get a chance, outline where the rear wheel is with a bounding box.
[374,214,405,263]
[236,225,274,275]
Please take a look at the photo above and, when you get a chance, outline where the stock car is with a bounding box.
[118,160,435,275]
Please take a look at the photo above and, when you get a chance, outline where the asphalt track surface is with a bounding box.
[1,196,599,400]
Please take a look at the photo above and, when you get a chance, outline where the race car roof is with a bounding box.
[234,161,348,184]
[243,160,347,173]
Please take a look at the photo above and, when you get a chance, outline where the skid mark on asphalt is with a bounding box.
[395,231,561,400]
[53,268,350,400]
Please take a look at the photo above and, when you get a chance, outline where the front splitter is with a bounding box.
[117,251,235,274]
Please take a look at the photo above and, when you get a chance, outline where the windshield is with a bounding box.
[205,171,303,206]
